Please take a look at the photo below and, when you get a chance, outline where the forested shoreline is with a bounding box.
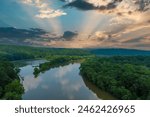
[80,56,150,100]
[0,61,24,99]
[33,55,91,77]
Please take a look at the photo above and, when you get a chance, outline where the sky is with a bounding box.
[0,0,150,50]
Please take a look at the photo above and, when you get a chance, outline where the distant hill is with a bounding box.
[88,48,150,56]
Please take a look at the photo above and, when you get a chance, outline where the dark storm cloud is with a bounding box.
[63,0,96,10]
[59,0,66,2]
[63,0,117,11]
[62,31,78,40]
[0,27,46,39]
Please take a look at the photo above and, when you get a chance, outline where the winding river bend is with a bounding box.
[19,60,116,100]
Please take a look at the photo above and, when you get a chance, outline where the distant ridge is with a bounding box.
[88,48,150,56]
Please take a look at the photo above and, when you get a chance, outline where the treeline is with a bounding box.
[0,61,24,99]
[33,55,88,77]
[0,44,91,61]
[94,56,150,67]
[1,44,150,61]
[89,48,150,56]
[80,56,150,100]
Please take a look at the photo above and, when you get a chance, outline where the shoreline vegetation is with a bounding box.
[0,61,24,99]
[0,44,150,100]
[33,55,92,78]
[80,56,150,100]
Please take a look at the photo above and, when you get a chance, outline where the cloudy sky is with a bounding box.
[0,0,150,50]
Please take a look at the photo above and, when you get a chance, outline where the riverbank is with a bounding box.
[80,56,150,100]
[0,61,24,99]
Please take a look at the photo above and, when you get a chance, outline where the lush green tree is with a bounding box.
[3,92,21,100]
[0,44,91,61]
[0,61,24,99]
[4,80,24,94]
[33,67,40,78]
[80,56,150,100]
[0,87,3,97]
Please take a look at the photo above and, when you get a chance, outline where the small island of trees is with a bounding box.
[33,55,90,77]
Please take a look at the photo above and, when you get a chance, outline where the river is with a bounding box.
[19,60,116,100]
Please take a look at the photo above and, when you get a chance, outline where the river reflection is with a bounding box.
[19,60,115,100]
[82,78,116,100]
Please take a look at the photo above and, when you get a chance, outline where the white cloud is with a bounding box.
[55,65,73,78]
[95,31,109,40]
[21,0,67,19]
[65,0,75,3]
[21,0,150,50]
[23,75,42,92]
[22,0,33,4]
[87,0,113,6]
[116,0,140,12]
[85,0,150,33]
[36,9,67,19]
[86,0,150,14]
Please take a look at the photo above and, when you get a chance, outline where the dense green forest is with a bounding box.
[0,44,91,61]
[1,44,150,61]
[80,56,150,100]
[89,48,150,56]
[0,61,24,99]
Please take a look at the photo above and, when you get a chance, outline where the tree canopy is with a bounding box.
[80,56,150,100]
[0,61,24,99]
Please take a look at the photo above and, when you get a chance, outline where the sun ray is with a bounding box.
[19,0,64,34]
[78,11,104,40]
